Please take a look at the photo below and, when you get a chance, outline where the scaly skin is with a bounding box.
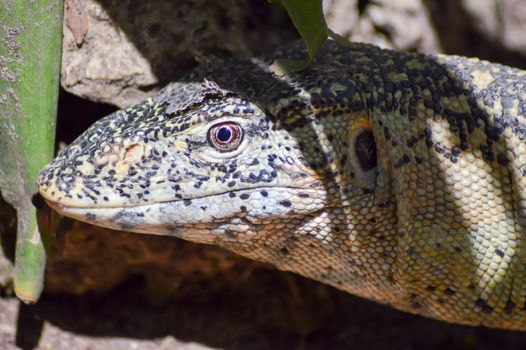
[37,41,526,329]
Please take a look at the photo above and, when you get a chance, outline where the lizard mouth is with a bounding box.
[42,186,326,234]
[42,185,313,210]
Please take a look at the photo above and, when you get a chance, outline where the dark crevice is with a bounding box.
[0,193,16,263]
[357,0,371,16]
[55,88,118,148]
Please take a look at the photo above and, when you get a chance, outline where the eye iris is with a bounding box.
[208,122,243,152]
[217,127,232,142]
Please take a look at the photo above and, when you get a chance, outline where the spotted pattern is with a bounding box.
[38,40,526,330]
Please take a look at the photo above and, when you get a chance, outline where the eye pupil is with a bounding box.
[217,127,232,142]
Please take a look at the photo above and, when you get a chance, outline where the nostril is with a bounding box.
[123,143,145,162]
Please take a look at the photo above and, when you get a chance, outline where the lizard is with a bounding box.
[37,40,526,330]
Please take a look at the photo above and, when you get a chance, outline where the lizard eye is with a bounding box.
[349,126,377,186]
[208,122,243,152]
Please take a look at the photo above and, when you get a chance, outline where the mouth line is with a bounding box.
[43,185,316,212]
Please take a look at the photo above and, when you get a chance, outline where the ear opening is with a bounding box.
[347,118,378,187]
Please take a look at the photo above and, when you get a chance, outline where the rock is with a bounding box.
[324,0,441,53]
[425,0,526,68]
[60,0,296,107]
[44,213,258,295]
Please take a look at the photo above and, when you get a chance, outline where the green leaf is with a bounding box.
[268,58,309,76]
[272,0,328,73]
[0,0,64,303]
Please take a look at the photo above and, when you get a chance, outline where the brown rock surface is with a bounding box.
[44,215,256,296]
[60,0,297,107]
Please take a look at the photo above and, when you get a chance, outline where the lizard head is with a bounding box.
[38,43,381,260]
[37,52,379,246]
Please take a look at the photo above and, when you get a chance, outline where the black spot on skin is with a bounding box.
[362,188,373,195]
[504,299,516,314]
[239,193,250,200]
[86,213,96,220]
[411,302,422,309]
[482,304,494,314]
[298,193,309,198]
[279,247,290,255]
[225,229,236,237]
[260,190,268,197]
[240,206,247,212]
[443,287,455,296]
[497,154,509,166]
[475,298,494,313]
[183,199,192,206]
[394,155,410,169]
[383,126,390,140]
[451,145,461,156]
[279,200,292,207]
[424,127,433,147]
[426,285,436,292]
[495,248,505,258]
[229,192,236,198]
